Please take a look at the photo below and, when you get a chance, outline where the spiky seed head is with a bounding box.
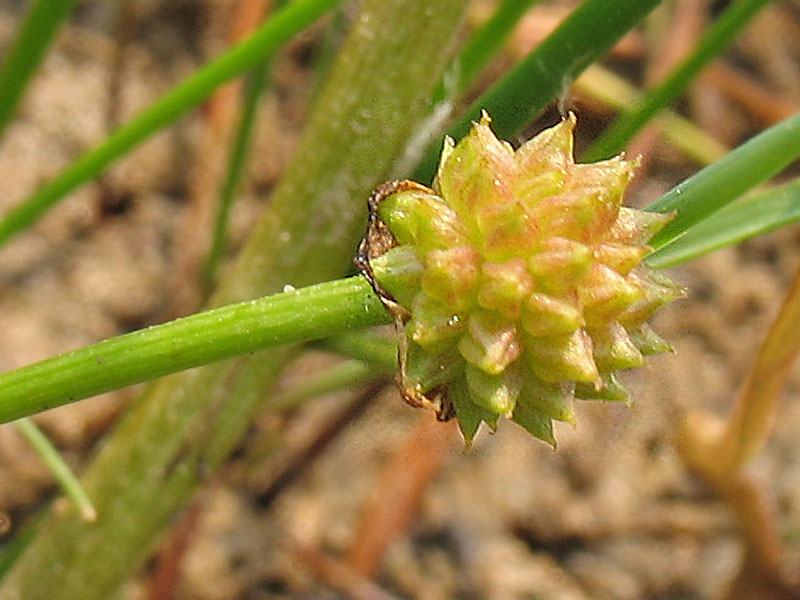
[358,113,685,445]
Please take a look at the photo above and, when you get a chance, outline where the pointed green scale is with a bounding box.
[432,136,455,195]
[513,116,573,211]
[477,204,539,262]
[618,266,686,326]
[407,293,464,351]
[578,262,643,324]
[575,372,630,404]
[377,189,468,253]
[451,375,497,445]
[465,363,521,415]
[629,323,673,355]
[438,113,515,226]
[512,400,556,446]
[566,155,633,194]
[593,242,649,276]
[514,169,565,210]
[527,236,592,292]
[529,188,599,241]
[525,329,599,384]
[477,258,534,320]
[404,343,461,395]
[589,320,644,372]
[603,207,673,246]
[521,293,583,338]
[515,112,575,174]
[519,371,576,423]
[560,157,634,243]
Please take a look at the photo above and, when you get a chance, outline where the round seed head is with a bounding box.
[360,114,684,445]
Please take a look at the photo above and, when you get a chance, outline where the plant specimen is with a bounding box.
[358,113,683,444]
[0,0,798,598]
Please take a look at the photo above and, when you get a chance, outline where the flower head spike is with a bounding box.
[356,113,685,446]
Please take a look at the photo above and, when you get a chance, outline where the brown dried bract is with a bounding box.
[355,180,454,420]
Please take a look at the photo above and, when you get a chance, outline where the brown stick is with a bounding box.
[346,415,458,576]
[629,0,707,188]
[169,0,272,316]
[293,543,403,600]
[702,62,800,127]
[146,500,205,600]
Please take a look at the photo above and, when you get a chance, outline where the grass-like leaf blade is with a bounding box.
[646,110,800,249]
[647,179,800,269]
[0,277,388,425]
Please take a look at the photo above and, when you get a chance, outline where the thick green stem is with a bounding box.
[0,277,388,424]
[0,2,469,598]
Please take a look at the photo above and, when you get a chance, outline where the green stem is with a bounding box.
[0,0,341,247]
[434,0,542,102]
[582,0,773,162]
[0,277,388,424]
[13,419,97,522]
[204,61,273,287]
[573,65,728,165]
[0,0,79,140]
[269,358,391,411]
[204,0,290,287]
[414,0,662,182]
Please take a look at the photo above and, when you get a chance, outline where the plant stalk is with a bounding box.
[0,277,388,424]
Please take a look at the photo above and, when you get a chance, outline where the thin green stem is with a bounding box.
[582,0,772,162]
[434,0,542,102]
[204,0,290,287]
[269,359,391,411]
[314,330,397,371]
[0,0,79,140]
[204,62,273,287]
[573,65,727,165]
[645,110,800,250]
[0,0,341,247]
[13,419,96,522]
[0,277,389,424]
[414,0,662,182]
